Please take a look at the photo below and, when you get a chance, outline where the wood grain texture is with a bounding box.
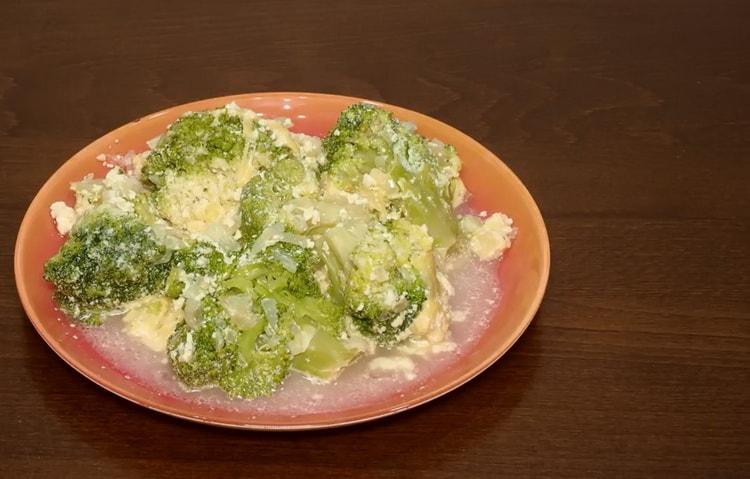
[1,0,748,477]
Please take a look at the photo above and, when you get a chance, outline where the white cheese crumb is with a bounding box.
[362,173,376,187]
[381,288,399,307]
[121,297,181,352]
[396,338,456,356]
[451,310,468,323]
[49,201,77,235]
[368,356,416,380]
[313,267,330,293]
[466,212,515,261]
[370,267,389,283]
[431,341,457,353]
[179,331,194,362]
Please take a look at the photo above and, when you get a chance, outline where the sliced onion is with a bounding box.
[272,248,298,272]
[260,297,278,327]
[183,297,200,328]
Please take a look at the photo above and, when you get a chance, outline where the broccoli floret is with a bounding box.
[219,324,293,398]
[322,103,459,248]
[225,241,326,308]
[226,240,356,380]
[142,109,245,187]
[250,242,359,380]
[320,104,394,186]
[43,212,171,324]
[139,108,254,235]
[168,239,353,396]
[238,123,308,240]
[240,241,347,339]
[174,241,231,276]
[167,295,293,399]
[167,307,237,388]
[348,277,426,344]
[165,241,232,298]
[286,296,344,337]
[319,220,427,346]
[239,156,306,240]
[229,242,337,339]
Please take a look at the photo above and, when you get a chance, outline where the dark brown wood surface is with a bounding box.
[1,1,748,477]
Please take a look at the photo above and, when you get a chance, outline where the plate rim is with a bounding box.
[14,91,550,430]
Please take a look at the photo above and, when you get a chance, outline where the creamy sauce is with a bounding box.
[78,248,501,415]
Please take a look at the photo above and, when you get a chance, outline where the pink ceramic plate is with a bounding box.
[15,93,550,430]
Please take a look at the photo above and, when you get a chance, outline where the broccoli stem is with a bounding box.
[292,326,358,381]
[394,167,458,249]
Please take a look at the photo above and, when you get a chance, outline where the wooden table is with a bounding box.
[1,1,748,477]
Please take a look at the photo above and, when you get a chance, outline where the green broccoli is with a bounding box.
[239,124,307,240]
[319,220,427,346]
[226,241,345,334]
[167,303,238,389]
[224,241,319,297]
[139,107,256,234]
[244,242,359,380]
[43,212,171,324]
[167,294,292,399]
[175,241,230,275]
[228,241,359,381]
[164,241,232,298]
[168,239,356,396]
[322,103,459,248]
[142,109,245,187]
[239,159,306,240]
[290,323,359,381]
[132,192,158,225]
[220,322,293,398]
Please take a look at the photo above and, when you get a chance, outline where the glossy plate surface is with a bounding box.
[15,93,550,430]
